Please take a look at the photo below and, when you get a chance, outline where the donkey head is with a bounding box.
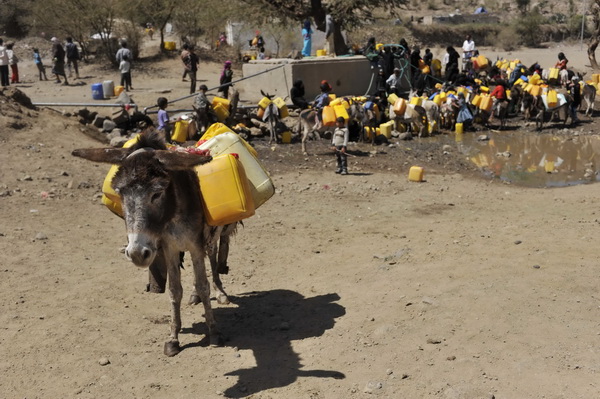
[72,130,212,267]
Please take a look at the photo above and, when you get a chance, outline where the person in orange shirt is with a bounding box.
[555,52,568,70]
[488,80,507,124]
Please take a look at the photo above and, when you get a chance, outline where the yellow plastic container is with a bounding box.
[393,98,407,115]
[281,131,292,143]
[379,121,393,139]
[334,104,349,121]
[329,97,343,107]
[199,123,258,158]
[213,102,230,122]
[342,100,351,109]
[593,74,600,84]
[476,55,488,69]
[529,74,541,85]
[322,106,337,126]
[316,49,327,57]
[455,122,464,135]
[471,94,482,107]
[258,97,272,109]
[197,132,274,209]
[433,94,442,106]
[164,41,176,51]
[375,43,384,51]
[549,68,559,80]
[171,120,190,143]
[212,97,230,110]
[196,154,255,226]
[101,135,140,217]
[547,90,558,108]
[524,83,533,93]
[428,121,438,134]
[273,97,289,118]
[388,93,399,105]
[480,86,490,93]
[408,166,424,182]
[114,85,125,96]
[479,96,493,112]
[364,126,380,140]
[328,93,337,101]
[530,85,542,97]
[409,97,422,106]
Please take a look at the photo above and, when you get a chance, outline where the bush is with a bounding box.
[497,26,518,51]
[514,13,544,47]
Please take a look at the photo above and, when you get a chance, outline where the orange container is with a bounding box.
[393,98,407,115]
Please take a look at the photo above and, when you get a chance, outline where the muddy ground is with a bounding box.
[1,39,600,399]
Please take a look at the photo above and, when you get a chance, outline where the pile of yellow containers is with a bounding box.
[212,97,231,122]
[379,120,394,139]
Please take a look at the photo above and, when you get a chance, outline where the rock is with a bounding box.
[426,338,442,344]
[98,357,110,366]
[398,132,412,140]
[496,151,511,158]
[533,265,540,269]
[477,134,490,141]
[110,136,129,148]
[105,130,122,141]
[447,355,456,361]
[442,145,452,152]
[34,232,48,241]
[92,115,107,128]
[103,119,117,132]
[22,175,33,181]
[363,381,383,393]
[514,240,522,245]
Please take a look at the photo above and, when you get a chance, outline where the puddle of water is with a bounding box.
[446,131,600,188]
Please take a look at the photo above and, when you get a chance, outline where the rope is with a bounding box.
[143,64,286,113]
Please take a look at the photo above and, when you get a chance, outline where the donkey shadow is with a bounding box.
[183,289,346,397]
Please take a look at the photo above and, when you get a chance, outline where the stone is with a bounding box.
[34,232,48,241]
[110,136,129,148]
[98,357,110,366]
[103,119,117,132]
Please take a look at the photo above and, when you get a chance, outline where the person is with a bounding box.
[331,117,349,175]
[219,60,233,99]
[193,84,214,134]
[146,23,154,40]
[156,97,171,140]
[185,46,199,94]
[568,76,581,124]
[386,67,402,96]
[488,80,507,124]
[410,46,422,87]
[6,42,19,84]
[65,37,80,79]
[455,92,473,128]
[325,14,335,56]
[555,52,568,70]
[423,48,433,66]
[180,43,190,82]
[290,79,309,109]
[313,81,332,128]
[33,48,48,81]
[301,19,312,57]
[381,46,395,79]
[462,34,475,71]
[115,41,132,64]
[251,31,265,49]
[51,37,69,85]
[445,46,460,83]
[0,38,10,86]
[257,47,266,60]
[397,38,410,59]
[119,53,132,91]
[363,37,379,69]
[219,32,227,47]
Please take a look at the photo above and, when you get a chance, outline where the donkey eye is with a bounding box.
[151,192,162,202]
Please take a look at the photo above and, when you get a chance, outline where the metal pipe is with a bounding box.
[32,102,138,112]
[143,63,287,114]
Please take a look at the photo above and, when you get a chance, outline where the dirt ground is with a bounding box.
[1,38,600,399]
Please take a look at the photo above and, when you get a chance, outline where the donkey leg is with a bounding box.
[165,251,183,356]
[191,248,221,346]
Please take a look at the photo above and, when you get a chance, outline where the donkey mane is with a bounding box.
[132,128,168,152]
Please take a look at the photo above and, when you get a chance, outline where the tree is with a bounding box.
[242,0,408,55]
[124,0,186,51]
[589,0,600,69]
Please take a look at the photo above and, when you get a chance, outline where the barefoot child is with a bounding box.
[331,116,349,175]
[33,48,48,81]
[156,97,172,141]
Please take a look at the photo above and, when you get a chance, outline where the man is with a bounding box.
[185,46,199,94]
[0,38,9,86]
[115,41,132,64]
[462,34,475,71]
[180,43,190,82]
[386,68,402,96]
[65,37,80,79]
[51,37,69,85]
[325,14,335,56]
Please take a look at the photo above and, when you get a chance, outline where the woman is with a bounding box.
[301,20,312,57]
[555,52,568,70]
[219,60,233,99]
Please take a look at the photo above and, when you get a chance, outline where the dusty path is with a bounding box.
[1,39,599,399]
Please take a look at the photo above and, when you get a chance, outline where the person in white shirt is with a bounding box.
[461,34,475,71]
[0,38,9,86]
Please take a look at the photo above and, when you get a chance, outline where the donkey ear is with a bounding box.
[154,150,212,170]
[72,148,131,164]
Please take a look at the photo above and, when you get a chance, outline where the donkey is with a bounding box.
[260,90,281,145]
[73,129,221,357]
[581,83,596,116]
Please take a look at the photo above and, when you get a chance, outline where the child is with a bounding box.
[156,97,172,141]
[6,42,19,84]
[331,116,349,175]
[219,60,233,99]
[33,48,48,81]
[119,54,132,91]
[193,84,214,134]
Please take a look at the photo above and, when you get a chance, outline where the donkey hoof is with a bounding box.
[188,294,201,305]
[210,333,224,347]
[216,293,230,305]
[164,341,181,357]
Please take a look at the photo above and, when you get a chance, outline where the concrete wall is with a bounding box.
[238,56,378,103]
